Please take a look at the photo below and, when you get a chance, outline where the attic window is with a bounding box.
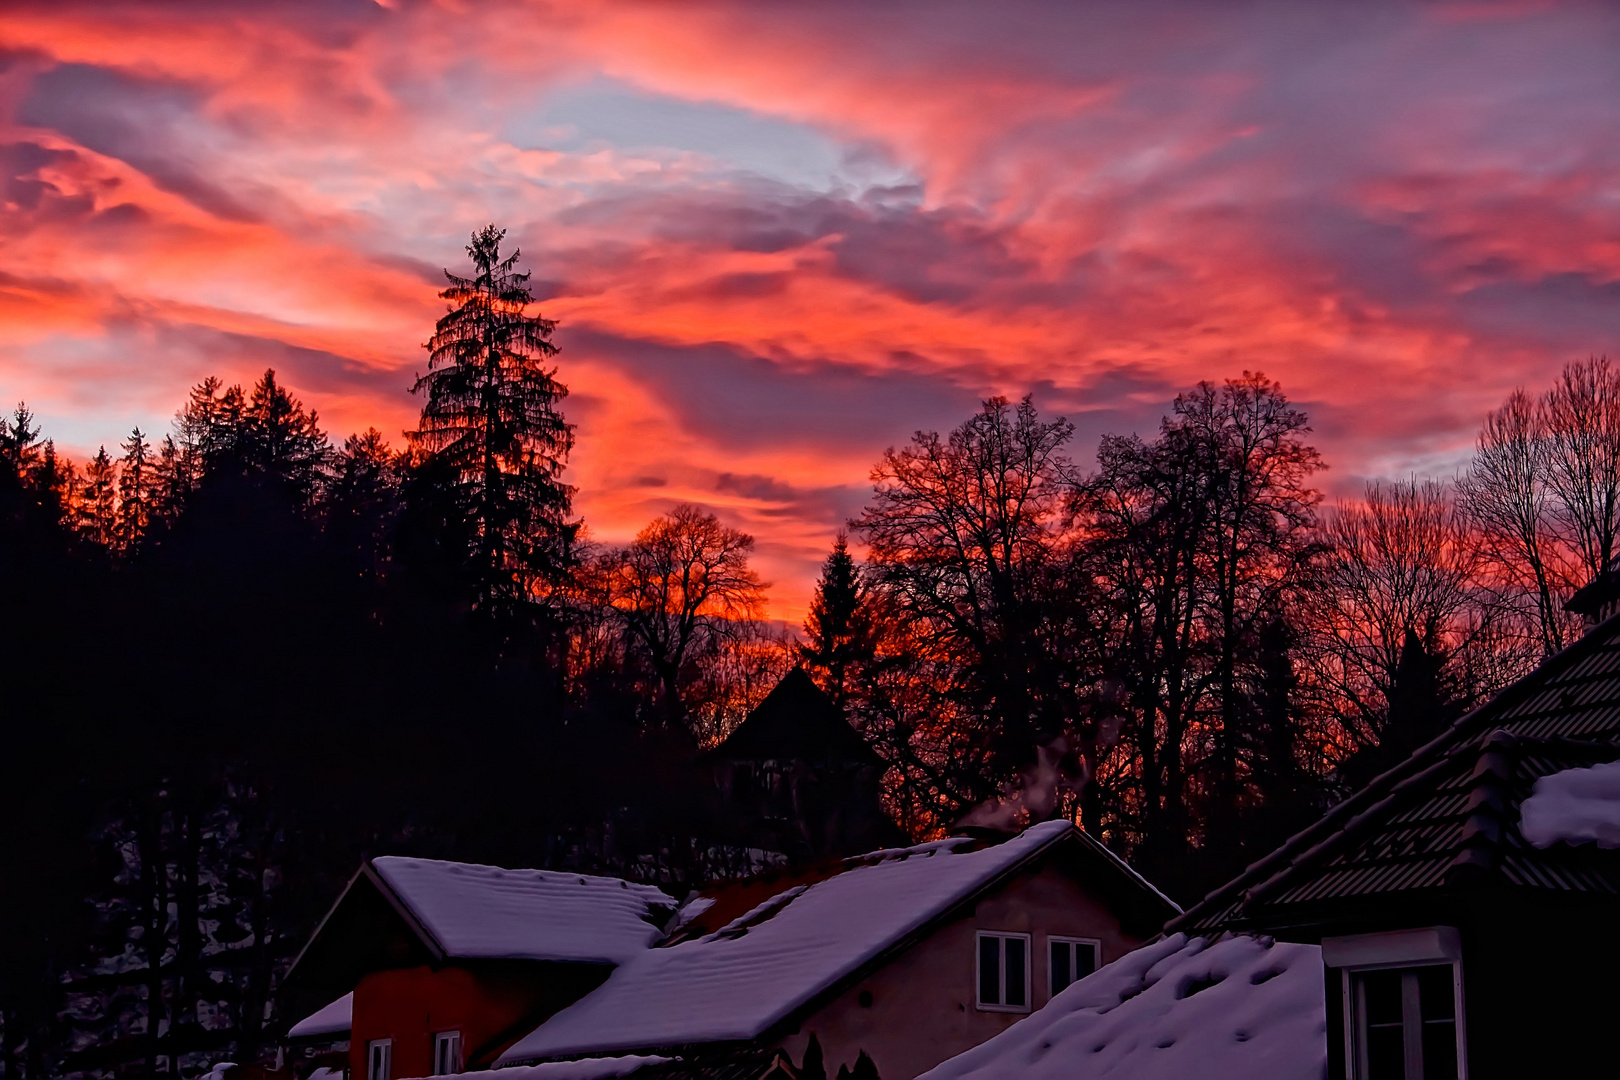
[976,931,1031,1012]
[1049,936,1100,998]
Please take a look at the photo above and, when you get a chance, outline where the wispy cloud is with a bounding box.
[3,0,1618,616]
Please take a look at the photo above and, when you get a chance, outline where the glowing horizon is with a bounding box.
[4,0,1618,621]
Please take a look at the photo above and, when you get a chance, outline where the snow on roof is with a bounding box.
[1520,759,1620,849]
[499,821,1079,1063]
[441,1055,671,1080]
[287,991,351,1038]
[370,857,677,965]
[919,933,1326,1080]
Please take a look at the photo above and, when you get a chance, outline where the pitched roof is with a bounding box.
[1173,614,1620,935]
[711,668,883,766]
[287,858,679,987]
[499,822,1176,1064]
[370,857,678,964]
[918,934,1325,1080]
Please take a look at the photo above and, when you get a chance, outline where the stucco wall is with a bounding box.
[776,857,1146,1080]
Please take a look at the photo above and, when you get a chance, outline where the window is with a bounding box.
[367,1039,392,1080]
[1350,967,1459,1079]
[433,1031,462,1076]
[976,931,1031,1011]
[1324,927,1467,1080]
[1048,936,1100,997]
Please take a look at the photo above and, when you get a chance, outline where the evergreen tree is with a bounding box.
[799,1034,827,1080]
[0,403,42,488]
[242,369,328,507]
[409,224,577,620]
[116,428,158,553]
[799,533,874,710]
[80,447,119,547]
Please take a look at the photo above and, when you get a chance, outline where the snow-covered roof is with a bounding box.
[500,821,1150,1063]
[1520,759,1620,849]
[287,991,352,1038]
[370,857,678,965]
[459,1055,670,1079]
[919,934,1325,1080]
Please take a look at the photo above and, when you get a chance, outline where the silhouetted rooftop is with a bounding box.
[712,668,884,767]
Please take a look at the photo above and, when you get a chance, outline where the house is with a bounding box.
[1167,608,1620,1080]
[283,858,678,1079]
[496,820,1179,1080]
[711,668,904,860]
[917,932,1328,1080]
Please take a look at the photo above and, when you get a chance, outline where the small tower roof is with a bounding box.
[713,668,884,766]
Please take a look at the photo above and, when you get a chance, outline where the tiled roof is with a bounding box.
[1173,615,1620,935]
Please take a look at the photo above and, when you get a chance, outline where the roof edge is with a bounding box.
[1170,609,1620,933]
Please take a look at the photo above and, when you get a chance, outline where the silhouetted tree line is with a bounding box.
[0,228,778,1079]
[796,358,1620,897]
[3,220,1616,1076]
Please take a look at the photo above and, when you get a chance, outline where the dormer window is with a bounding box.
[1324,927,1467,1080]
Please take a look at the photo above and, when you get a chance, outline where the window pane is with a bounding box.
[1076,942,1097,979]
[1361,969,1403,1026]
[979,935,1002,1005]
[1417,966,1455,1022]
[1422,1019,1458,1080]
[1366,1025,1404,1080]
[1051,941,1072,994]
[1005,937,1027,1007]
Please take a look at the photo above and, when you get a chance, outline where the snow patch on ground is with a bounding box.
[1520,759,1620,849]
[287,991,351,1038]
[919,934,1326,1080]
[371,857,677,964]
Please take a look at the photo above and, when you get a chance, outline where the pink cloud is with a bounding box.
[3,0,1619,618]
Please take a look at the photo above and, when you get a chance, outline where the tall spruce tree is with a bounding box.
[116,428,157,553]
[409,224,576,620]
[799,533,874,710]
[80,447,118,547]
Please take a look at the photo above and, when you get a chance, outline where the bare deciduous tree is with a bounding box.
[602,503,768,727]
[1304,478,1490,756]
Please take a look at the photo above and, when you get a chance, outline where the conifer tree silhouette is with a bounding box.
[799,533,875,710]
[79,447,118,547]
[410,224,576,621]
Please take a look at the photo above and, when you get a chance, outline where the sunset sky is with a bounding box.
[4,0,1619,619]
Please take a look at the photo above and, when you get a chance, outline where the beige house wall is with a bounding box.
[774,856,1148,1080]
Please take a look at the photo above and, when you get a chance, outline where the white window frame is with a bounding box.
[1047,935,1102,999]
[975,930,1032,1013]
[432,1030,462,1076]
[367,1039,392,1080]
[1323,927,1468,1080]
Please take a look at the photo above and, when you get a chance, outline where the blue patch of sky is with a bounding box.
[504,76,911,192]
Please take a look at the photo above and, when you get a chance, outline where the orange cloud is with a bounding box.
[3,0,1619,619]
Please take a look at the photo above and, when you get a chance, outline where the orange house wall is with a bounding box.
[349,965,552,1079]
